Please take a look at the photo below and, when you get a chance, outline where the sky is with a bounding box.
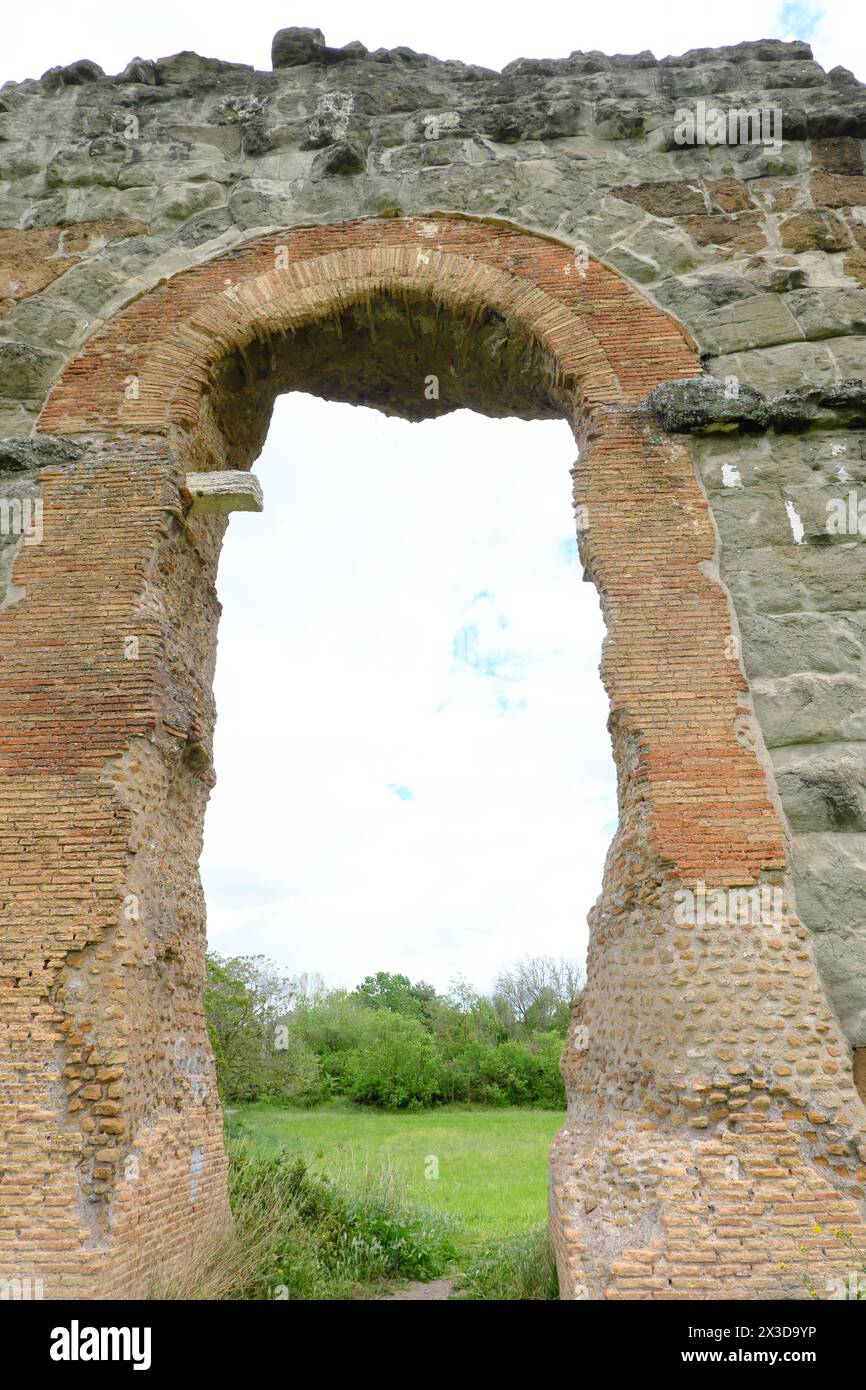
[1,1,863,83]
[4,2,861,994]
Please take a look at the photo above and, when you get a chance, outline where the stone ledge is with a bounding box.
[182,470,263,514]
[649,374,866,433]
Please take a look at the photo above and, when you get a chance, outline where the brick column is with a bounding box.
[548,406,866,1299]
[0,435,228,1297]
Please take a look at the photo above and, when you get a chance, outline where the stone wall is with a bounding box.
[0,28,865,1299]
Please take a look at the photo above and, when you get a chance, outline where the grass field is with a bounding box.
[228,1101,563,1252]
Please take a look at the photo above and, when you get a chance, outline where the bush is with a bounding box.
[448,1035,565,1108]
[331,1187,452,1282]
[344,1010,447,1109]
[206,954,321,1105]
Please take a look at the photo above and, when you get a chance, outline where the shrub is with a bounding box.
[205,952,573,1110]
[455,1035,565,1108]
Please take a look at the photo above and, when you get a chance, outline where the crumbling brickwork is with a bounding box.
[1,28,865,1299]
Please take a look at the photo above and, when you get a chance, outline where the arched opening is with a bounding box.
[200,395,614,1268]
[201,391,613,1001]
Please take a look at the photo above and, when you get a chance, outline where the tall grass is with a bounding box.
[151,1139,455,1300]
[457,1225,560,1300]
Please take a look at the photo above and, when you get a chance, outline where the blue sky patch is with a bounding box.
[779,1,822,39]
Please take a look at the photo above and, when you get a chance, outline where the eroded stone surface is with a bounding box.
[650,374,866,431]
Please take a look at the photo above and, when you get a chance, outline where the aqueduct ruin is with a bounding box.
[2,27,866,1300]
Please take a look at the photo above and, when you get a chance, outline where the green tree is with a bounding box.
[344,1010,447,1109]
[354,971,431,1018]
[204,952,572,1112]
[493,956,583,1037]
[205,953,319,1104]
[290,989,367,1094]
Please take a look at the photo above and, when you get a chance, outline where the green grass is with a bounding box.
[227,1101,563,1255]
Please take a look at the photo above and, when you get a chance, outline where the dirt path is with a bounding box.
[379,1278,453,1300]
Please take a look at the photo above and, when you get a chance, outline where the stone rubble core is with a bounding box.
[0,28,865,1300]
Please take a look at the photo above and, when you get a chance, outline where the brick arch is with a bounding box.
[35,218,787,886]
[2,215,863,1299]
[39,218,699,440]
[127,248,620,432]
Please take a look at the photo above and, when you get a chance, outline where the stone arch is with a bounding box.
[2,214,865,1299]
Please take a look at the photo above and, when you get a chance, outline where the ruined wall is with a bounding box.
[1,28,865,1299]
[688,403,866,1052]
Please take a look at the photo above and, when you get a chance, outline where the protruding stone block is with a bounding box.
[183,471,263,515]
[271,27,326,69]
[648,374,866,433]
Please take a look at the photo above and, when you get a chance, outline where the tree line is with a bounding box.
[205,954,583,1111]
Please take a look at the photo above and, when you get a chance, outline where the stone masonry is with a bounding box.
[0,27,865,1299]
